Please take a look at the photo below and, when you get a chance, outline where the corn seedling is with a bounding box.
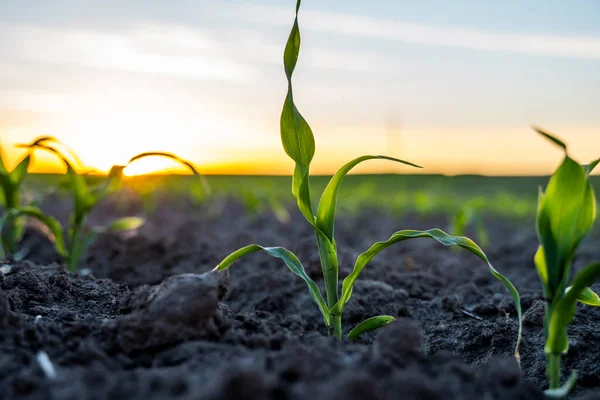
[215,0,522,353]
[450,197,490,249]
[532,128,600,398]
[20,137,143,271]
[21,138,211,271]
[0,144,32,257]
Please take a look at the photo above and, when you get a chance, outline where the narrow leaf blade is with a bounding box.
[348,315,396,340]
[547,263,600,354]
[333,228,522,360]
[15,206,67,257]
[9,154,31,185]
[316,155,421,241]
[127,152,211,196]
[215,244,330,326]
[533,127,567,151]
[570,286,600,306]
[103,217,144,232]
[585,158,599,175]
[280,0,315,225]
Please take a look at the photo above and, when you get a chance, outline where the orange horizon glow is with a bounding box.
[3,139,598,177]
[1,3,599,179]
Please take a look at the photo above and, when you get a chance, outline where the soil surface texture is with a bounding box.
[1,195,600,399]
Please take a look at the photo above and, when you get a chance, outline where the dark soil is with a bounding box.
[1,194,600,399]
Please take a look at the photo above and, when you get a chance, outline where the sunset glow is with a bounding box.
[1,1,598,176]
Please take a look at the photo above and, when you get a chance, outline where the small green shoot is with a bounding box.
[0,144,31,256]
[20,137,144,272]
[216,0,521,356]
[450,197,490,249]
[532,127,600,397]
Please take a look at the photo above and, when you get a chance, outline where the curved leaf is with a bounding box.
[127,151,211,197]
[348,315,396,340]
[569,286,600,306]
[0,209,18,257]
[316,155,421,241]
[332,228,522,359]
[14,206,67,257]
[103,217,144,233]
[0,144,7,173]
[17,136,85,169]
[215,244,329,326]
[585,158,599,175]
[9,154,31,185]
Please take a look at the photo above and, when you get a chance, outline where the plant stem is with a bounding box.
[2,191,19,254]
[547,353,561,389]
[67,219,84,272]
[316,234,342,339]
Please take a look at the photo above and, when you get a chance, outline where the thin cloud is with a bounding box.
[1,23,256,81]
[234,4,600,60]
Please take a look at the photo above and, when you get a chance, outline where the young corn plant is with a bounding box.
[216,0,522,352]
[533,128,600,398]
[22,138,210,271]
[450,198,490,249]
[20,137,143,271]
[0,144,32,257]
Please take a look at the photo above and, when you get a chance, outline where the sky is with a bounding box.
[0,0,599,176]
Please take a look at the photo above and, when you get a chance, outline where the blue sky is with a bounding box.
[0,0,598,175]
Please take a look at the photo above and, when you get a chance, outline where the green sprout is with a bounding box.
[532,128,600,398]
[19,137,143,271]
[0,144,32,257]
[21,138,210,272]
[449,197,490,249]
[215,0,522,353]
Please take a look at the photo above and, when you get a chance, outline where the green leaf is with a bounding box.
[585,158,599,175]
[127,152,211,197]
[14,206,67,257]
[534,127,567,152]
[316,155,421,241]
[68,230,97,272]
[9,154,30,185]
[544,371,577,399]
[534,246,551,298]
[91,165,124,200]
[0,144,7,173]
[102,217,144,232]
[0,209,18,258]
[66,162,94,218]
[17,136,85,169]
[568,286,600,306]
[332,228,522,360]
[280,0,316,225]
[214,244,330,326]
[0,173,12,208]
[547,262,600,355]
[348,315,396,340]
[537,156,596,296]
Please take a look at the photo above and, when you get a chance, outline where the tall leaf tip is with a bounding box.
[533,126,567,152]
